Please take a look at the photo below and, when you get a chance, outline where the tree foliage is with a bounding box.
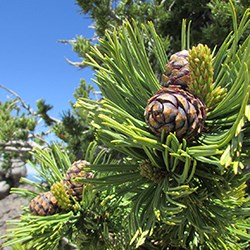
[56,0,250,166]
[2,2,250,249]
[75,0,249,57]
[0,99,36,171]
[0,85,59,186]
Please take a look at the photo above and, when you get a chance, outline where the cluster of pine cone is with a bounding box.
[29,160,94,216]
[144,46,216,140]
[29,45,222,215]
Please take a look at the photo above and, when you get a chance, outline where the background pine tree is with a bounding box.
[0,87,57,189]
[74,0,249,58]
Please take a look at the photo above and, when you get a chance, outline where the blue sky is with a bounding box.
[0,1,95,120]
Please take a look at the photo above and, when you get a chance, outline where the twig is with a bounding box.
[0,84,37,116]
[0,140,43,149]
[57,39,76,44]
[64,57,87,69]
[108,2,122,24]
[0,83,60,124]
[59,237,77,249]
[168,0,176,11]
[2,146,31,153]
[0,140,46,154]
[57,35,98,45]
[28,131,51,146]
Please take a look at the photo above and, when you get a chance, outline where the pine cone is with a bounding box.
[188,44,227,110]
[162,50,190,88]
[144,86,206,139]
[63,160,94,201]
[51,182,72,211]
[29,191,59,216]
[139,160,166,183]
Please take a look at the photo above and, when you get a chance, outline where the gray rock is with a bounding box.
[0,181,10,199]
[0,184,36,249]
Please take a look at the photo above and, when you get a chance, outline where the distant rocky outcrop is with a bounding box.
[0,158,27,199]
[0,183,36,249]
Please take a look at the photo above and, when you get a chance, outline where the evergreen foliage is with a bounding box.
[75,6,250,247]
[2,2,250,249]
[74,0,249,59]
[2,143,130,249]
[0,98,39,182]
[36,99,56,126]
[57,0,249,165]
[0,85,60,185]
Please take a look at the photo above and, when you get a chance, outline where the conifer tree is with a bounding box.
[0,86,58,187]
[1,2,250,249]
[74,0,249,60]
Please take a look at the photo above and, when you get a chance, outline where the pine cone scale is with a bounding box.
[162,103,178,123]
[175,107,187,129]
[157,93,178,105]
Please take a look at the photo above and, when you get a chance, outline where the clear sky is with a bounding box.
[0,1,95,120]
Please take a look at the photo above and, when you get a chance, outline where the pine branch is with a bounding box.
[0,83,60,124]
[108,2,122,24]
[77,11,250,248]
[64,57,87,69]
[0,140,44,153]
[0,83,36,116]
[59,237,77,249]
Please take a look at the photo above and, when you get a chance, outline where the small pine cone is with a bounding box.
[63,160,94,201]
[162,50,190,88]
[188,44,214,101]
[51,182,72,211]
[139,160,165,183]
[29,191,59,216]
[144,86,206,139]
[188,43,227,110]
